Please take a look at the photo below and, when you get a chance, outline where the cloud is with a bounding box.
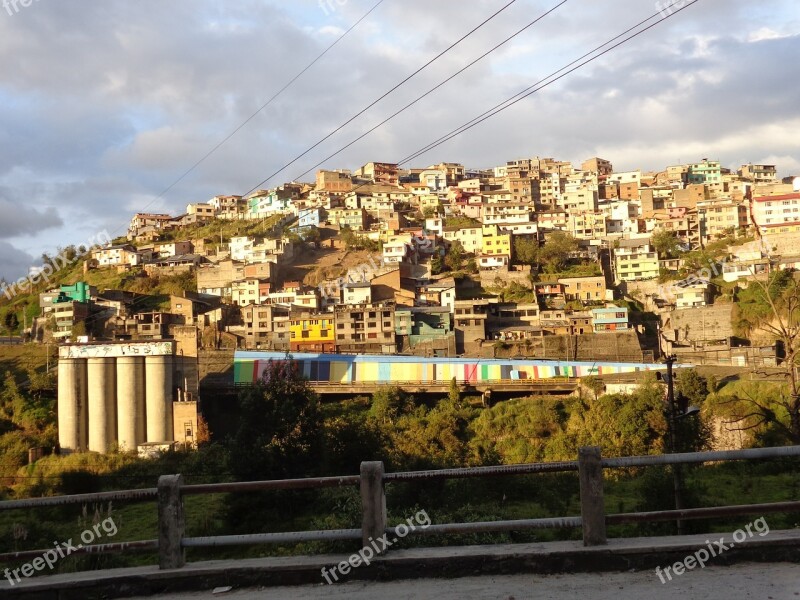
[0,0,795,275]
[0,241,35,284]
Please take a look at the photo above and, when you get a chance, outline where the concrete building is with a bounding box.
[334,304,396,354]
[752,192,800,235]
[316,170,353,193]
[613,238,660,282]
[591,307,630,333]
[57,341,198,455]
[91,244,141,267]
[558,276,608,303]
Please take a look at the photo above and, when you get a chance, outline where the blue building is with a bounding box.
[590,307,629,333]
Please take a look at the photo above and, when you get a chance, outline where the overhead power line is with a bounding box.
[398,1,704,167]
[117,0,389,234]
[292,0,569,182]
[242,0,520,196]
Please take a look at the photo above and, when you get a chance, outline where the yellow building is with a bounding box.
[289,314,335,352]
[479,225,512,268]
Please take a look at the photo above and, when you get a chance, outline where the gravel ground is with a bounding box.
[132,562,800,600]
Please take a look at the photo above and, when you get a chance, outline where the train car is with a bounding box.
[233,351,667,385]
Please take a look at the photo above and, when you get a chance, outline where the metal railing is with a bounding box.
[1,446,799,569]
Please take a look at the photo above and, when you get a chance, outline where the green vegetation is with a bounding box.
[651,229,682,259]
[153,214,285,246]
[340,226,380,252]
[444,215,481,229]
[1,363,798,573]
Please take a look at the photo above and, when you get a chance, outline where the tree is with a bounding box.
[514,237,539,266]
[651,230,682,259]
[430,253,444,275]
[369,386,414,424]
[580,376,605,400]
[675,369,708,409]
[448,377,462,409]
[228,358,323,481]
[4,312,19,336]
[722,272,800,444]
[444,241,465,272]
[539,232,578,273]
[422,206,440,219]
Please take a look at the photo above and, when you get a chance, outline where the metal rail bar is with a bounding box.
[181,475,360,495]
[182,529,361,548]
[602,446,800,469]
[0,539,158,563]
[387,516,582,536]
[606,500,800,525]
[385,461,578,482]
[0,488,158,511]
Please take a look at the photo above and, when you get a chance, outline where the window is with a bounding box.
[301,331,309,339]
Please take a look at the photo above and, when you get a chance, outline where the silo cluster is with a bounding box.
[57,343,175,454]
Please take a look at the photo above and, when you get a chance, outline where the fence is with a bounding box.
[1,446,800,570]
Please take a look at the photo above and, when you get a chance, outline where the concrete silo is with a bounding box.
[116,356,146,451]
[87,357,117,453]
[57,358,88,453]
[145,355,174,442]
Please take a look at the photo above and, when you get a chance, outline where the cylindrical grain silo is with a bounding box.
[57,358,88,453]
[87,357,117,453]
[116,356,145,452]
[145,355,174,442]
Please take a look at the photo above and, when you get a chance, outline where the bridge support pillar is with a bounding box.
[360,461,387,553]
[578,446,606,546]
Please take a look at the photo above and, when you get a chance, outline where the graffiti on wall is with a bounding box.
[59,341,174,359]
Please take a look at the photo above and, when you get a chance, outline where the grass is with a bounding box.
[0,345,54,380]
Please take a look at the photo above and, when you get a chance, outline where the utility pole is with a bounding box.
[665,355,686,535]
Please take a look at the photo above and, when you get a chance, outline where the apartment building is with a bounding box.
[697,199,750,240]
[558,276,607,302]
[334,304,396,354]
[674,283,710,309]
[316,169,353,193]
[591,307,630,333]
[91,244,142,267]
[242,304,290,350]
[329,207,368,231]
[752,192,800,235]
[739,164,777,183]
[613,238,659,282]
[289,313,335,352]
[479,225,512,268]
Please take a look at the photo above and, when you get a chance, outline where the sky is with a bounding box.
[0,0,798,283]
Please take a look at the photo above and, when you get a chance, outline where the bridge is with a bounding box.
[2,446,799,598]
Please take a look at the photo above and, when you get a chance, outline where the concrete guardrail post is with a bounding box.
[578,446,607,546]
[360,461,387,553]
[158,474,185,569]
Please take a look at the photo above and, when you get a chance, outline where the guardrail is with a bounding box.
[1,446,799,569]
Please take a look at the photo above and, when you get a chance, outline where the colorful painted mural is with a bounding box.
[233,351,667,385]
